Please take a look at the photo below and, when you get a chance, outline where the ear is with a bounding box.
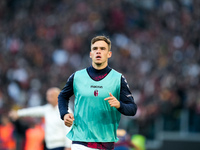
[89,52,92,58]
[108,51,112,58]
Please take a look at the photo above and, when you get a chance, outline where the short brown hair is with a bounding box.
[91,35,111,51]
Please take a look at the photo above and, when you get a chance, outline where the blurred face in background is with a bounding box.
[46,88,60,107]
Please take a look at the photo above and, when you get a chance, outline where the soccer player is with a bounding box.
[58,35,137,150]
[9,87,73,150]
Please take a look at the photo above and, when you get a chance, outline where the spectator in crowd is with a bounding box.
[9,87,73,150]
[23,118,45,150]
[0,115,16,150]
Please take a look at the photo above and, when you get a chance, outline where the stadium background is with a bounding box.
[0,0,200,150]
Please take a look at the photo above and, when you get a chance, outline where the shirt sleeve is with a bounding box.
[17,105,46,117]
[117,75,137,116]
[58,73,74,120]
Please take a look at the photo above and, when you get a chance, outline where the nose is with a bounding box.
[96,48,101,54]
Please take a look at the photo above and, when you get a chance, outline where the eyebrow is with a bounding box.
[92,46,106,50]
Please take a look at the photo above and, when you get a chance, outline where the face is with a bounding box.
[46,89,58,107]
[90,40,112,70]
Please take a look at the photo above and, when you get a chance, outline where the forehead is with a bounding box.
[47,89,53,95]
[91,40,108,48]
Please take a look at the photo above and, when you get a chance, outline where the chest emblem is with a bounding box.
[94,89,98,97]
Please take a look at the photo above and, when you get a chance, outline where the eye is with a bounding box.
[92,47,97,50]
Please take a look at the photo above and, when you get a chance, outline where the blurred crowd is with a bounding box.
[0,0,200,149]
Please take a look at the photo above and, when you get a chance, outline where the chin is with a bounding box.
[95,62,102,66]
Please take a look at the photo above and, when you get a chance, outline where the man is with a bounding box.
[58,35,137,150]
[9,87,72,150]
[0,115,16,150]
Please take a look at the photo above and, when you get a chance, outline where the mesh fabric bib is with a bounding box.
[67,69,121,142]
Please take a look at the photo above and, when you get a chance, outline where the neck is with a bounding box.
[92,62,108,70]
[52,103,58,107]
[90,65,109,71]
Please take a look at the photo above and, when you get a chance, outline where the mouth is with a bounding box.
[96,56,101,59]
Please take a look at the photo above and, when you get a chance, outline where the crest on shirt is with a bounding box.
[94,89,98,96]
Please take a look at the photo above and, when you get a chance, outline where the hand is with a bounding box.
[104,93,120,109]
[64,148,71,150]
[64,113,74,127]
[8,110,19,121]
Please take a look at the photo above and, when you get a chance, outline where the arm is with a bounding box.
[18,106,46,117]
[58,74,74,120]
[117,75,137,116]
[104,75,137,116]
[9,106,46,119]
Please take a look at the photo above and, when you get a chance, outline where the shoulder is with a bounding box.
[75,68,86,74]
[74,68,87,77]
[110,69,122,77]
